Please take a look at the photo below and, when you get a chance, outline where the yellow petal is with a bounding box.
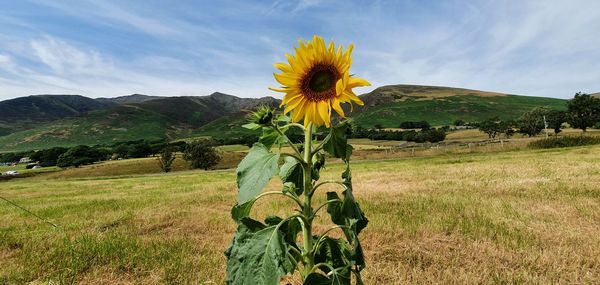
[283,95,305,114]
[274,62,293,73]
[274,73,298,87]
[348,77,371,88]
[269,87,287,93]
[303,102,314,127]
[318,101,331,127]
[292,100,307,123]
[331,98,345,117]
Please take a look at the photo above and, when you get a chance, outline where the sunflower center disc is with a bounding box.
[309,70,335,93]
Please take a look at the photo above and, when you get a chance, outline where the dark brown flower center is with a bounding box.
[301,64,340,102]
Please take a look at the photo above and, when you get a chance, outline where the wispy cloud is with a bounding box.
[0,0,599,100]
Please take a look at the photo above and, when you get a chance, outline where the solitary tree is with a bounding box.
[157,147,176,173]
[183,140,221,170]
[519,107,549,137]
[479,117,504,139]
[567,92,600,132]
[545,110,567,135]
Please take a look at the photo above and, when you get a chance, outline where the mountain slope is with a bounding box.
[0,95,114,134]
[353,85,566,127]
[0,85,568,151]
[0,93,279,151]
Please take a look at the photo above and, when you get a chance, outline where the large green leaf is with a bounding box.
[323,121,352,161]
[231,201,255,223]
[225,222,293,285]
[279,156,304,195]
[236,143,280,204]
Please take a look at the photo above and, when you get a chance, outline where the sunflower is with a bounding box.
[270,35,370,127]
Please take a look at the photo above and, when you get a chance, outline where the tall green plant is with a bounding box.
[225,110,368,284]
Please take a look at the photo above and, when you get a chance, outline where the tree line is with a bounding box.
[0,139,221,170]
[476,92,600,139]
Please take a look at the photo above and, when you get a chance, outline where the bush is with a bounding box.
[528,136,600,149]
[157,147,176,173]
[183,140,221,170]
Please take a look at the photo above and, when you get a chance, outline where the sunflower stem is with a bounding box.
[301,123,315,278]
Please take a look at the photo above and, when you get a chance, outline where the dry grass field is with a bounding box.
[1,144,600,284]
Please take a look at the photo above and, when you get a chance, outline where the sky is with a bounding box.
[0,0,599,100]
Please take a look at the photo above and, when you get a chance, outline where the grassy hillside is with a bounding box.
[0,85,569,151]
[354,85,566,127]
[0,95,114,134]
[1,145,599,283]
[0,106,171,151]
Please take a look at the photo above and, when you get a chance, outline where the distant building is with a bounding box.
[18,157,32,164]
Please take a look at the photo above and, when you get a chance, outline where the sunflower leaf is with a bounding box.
[236,143,280,204]
[323,121,352,161]
[225,223,292,285]
[279,156,304,195]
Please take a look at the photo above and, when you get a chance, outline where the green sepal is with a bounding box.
[236,143,280,204]
[277,114,291,123]
[242,123,262,130]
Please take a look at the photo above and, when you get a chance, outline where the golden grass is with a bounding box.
[1,146,599,284]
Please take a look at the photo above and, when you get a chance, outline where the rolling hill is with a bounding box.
[354,85,566,127]
[0,95,114,136]
[0,85,567,151]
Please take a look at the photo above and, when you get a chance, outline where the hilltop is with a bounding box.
[0,85,567,151]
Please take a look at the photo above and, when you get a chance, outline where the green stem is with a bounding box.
[301,123,314,278]
[312,132,331,155]
[273,123,304,159]
[312,180,347,193]
[254,191,303,208]
[312,199,342,218]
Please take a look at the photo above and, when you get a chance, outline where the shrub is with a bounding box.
[528,136,600,149]
[157,147,176,173]
[183,140,221,170]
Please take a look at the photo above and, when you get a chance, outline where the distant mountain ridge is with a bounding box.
[0,85,567,151]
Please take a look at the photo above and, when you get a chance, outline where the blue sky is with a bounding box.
[0,0,599,100]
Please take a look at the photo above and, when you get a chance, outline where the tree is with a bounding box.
[373,123,384,130]
[479,117,503,139]
[567,92,600,132]
[519,107,549,137]
[501,120,516,138]
[157,147,176,173]
[127,141,153,158]
[113,144,131,159]
[30,147,68,167]
[183,140,221,170]
[453,119,465,126]
[57,145,105,167]
[546,110,567,135]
